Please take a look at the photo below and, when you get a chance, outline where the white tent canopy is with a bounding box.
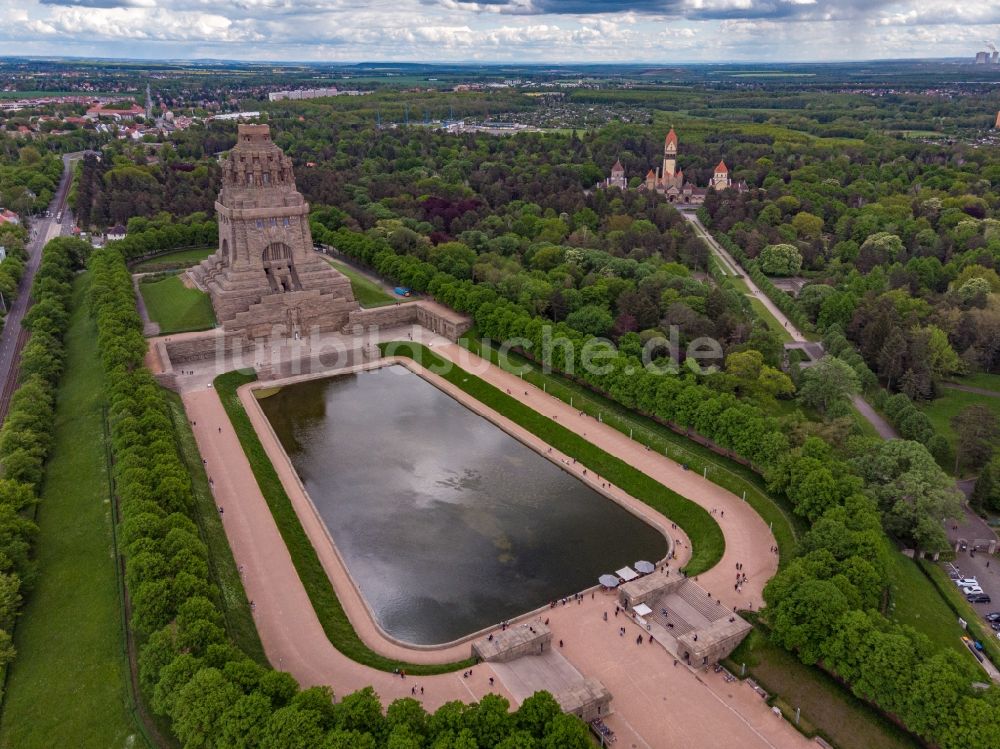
[633,603,653,617]
[616,566,639,582]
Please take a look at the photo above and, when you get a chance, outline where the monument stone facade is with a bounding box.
[190,124,359,338]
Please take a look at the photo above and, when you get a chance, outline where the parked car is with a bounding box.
[991,622,1000,632]
[985,612,1000,622]
[967,593,992,604]
[962,586,985,595]
[955,578,979,587]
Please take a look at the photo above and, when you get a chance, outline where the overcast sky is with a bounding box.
[2,0,999,63]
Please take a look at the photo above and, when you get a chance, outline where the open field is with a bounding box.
[0,277,144,749]
[727,627,922,749]
[951,372,1000,393]
[920,387,1000,473]
[323,257,396,307]
[139,274,216,334]
[133,247,213,273]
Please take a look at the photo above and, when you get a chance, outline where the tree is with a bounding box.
[217,692,273,749]
[565,304,613,338]
[798,356,859,416]
[468,694,513,748]
[767,578,851,665]
[514,692,561,738]
[171,667,241,748]
[922,326,963,380]
[877,329,908,391]
[972,456,1000,512]
[540,714,590,749]
[851,440,963,551]
[790,211,823,241]
[951,405,1000,473]
[725,350,794,402]
[758,244,802,276]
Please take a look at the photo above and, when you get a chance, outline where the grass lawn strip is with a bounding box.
[726,626,922,749]
[462,334,800,562]
[323,257,396,308]
[0,276,145,749]
[163,390,267,666]
[139,274,216,334]
[385,342,725,574]
[885,551,975,659]
[214,370,472,676]
[133,247,213,273]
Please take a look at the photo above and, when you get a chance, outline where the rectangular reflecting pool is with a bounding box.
[258,365,668,645]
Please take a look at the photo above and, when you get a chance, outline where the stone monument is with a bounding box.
[190,124,359,339]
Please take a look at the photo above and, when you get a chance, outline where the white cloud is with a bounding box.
[0,0,997,61]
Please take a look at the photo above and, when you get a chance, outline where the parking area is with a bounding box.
[945,505,1000,639]
[946,554,1000,625]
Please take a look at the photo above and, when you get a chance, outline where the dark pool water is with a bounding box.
[259,365,667,645]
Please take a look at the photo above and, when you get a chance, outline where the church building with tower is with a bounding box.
[601,127,746,204]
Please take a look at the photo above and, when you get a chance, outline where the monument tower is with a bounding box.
[190,124,358,338]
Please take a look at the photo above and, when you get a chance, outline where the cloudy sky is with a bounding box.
[2,0,999,63]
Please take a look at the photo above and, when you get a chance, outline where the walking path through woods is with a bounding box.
[682,211,902,441]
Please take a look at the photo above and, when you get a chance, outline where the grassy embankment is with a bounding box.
[885,551,978,659]
[324,257,396,308]
[213,370,473,676]
[726,626,922,749]
[139,274,216,334]
[0,277,146,749]
[133,247,213,273]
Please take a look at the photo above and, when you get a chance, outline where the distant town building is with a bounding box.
[211,111,262,122]
[106,225,127,241]
[85,102,145,121]
[268,88,369,101]
[601,159,627,189]
[0,209,20,226]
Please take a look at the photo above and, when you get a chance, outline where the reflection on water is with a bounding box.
[260,365,667,645]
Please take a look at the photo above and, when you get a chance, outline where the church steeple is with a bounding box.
[663,127,678,178]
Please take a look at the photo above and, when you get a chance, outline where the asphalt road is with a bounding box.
[0,153,77,424]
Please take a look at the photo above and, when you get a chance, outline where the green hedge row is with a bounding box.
[109,220,217,261]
